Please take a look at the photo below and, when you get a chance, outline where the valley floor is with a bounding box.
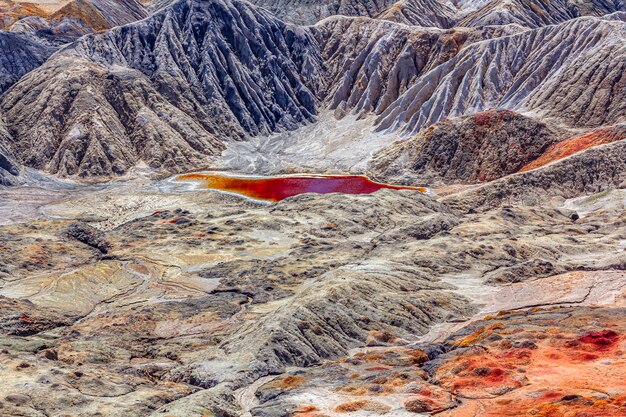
[0,175,624,416]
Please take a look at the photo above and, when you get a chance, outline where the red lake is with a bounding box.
[176,173,426,202]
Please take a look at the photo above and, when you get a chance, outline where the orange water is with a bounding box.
[176,173,426,202]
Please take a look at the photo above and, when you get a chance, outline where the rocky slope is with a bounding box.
[0,0,322,177]
[444,137,626,211]
[0,1,624,416]
[0,174,624,416]
[45,0,148,37]
[252,303,626,416]
[520,123,626,172]
[369,110,560,184]
[141,0,176,12]
[375,15,626,135]
[312,18,527,120]
[2,0,624,181]
[0,0,46,29]
[0,120,20,186]
[458,0,626,28]
[4,0,148,42]
[249,0,397,26]
[312,18,465,118]
[69,0,322,137]
[0,30,54,93]
[376,0,457,27]
[1,56,225,178]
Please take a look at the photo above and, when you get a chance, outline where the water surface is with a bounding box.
[176,173,426,202]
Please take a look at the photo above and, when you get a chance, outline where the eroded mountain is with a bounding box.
[0,0,321,177]
[3,0,148,42]
[2,0,623,181]
[0,1,625,416]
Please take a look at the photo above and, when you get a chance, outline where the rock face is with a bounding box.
[248,0,625,27]
[458,0,626,28]
[444,137,626,211]
[377,0,457,27]
[67,0,322,137]
[1,0,322,177]
[0,128,21,186]
[369,110,560,184]
[1,56,225,177]
[3,0,148,43]
[0,30,54,93]
[311,18,525,120]
[2,0,625,180]
[249,0,398,25]
[312,18,466,118]
[375,16,626,135]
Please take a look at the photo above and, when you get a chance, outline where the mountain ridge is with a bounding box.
[0,0,623,181]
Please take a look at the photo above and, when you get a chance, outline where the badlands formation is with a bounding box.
[0,0,625,416]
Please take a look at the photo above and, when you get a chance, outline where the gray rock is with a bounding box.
[0,117,21,186]
[0,30,54,94]
[377,0,457,27]
[249,0,397,25]
[1,0,322,178]
[375,16,626,135]
[458,0,626,28]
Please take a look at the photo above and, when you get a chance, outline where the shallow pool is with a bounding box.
[176,173,426,202]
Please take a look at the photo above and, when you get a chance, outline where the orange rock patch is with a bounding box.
[520,126,626,172]
[335,399,390,413]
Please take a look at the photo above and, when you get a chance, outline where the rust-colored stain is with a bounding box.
[177,173,426,202]
[520,126,626,172]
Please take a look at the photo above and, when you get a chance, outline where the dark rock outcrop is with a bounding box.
[369,110,560,184]
[0,30,54,93]
[66,222,111,254]
[0,296,76,336]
